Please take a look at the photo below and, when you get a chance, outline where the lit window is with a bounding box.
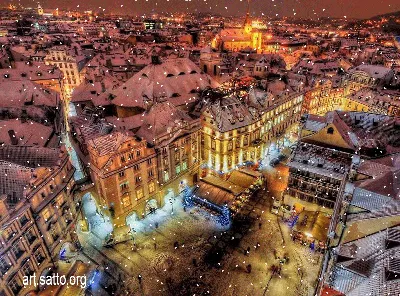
[149,182,155,193]
[164,171,169,182]
[176,165,181,175]
[136,189,144,200]
[122,195,131,207]
[182,161,187,171]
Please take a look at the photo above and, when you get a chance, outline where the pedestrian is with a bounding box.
[246,264,252,273]
[246,246,251,255]
[154,242,157,250]
[273,249,277,259]
[256,242,260,249]
[174,241,179,249]
[155,222,159,229]
[259,222,262,229]
[138,274,142,284]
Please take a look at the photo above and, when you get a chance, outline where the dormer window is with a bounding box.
[4,74,9,78]
[178,72,185,76]
[190,70,197,74]
[166,73,174,77]
[327,127,334,134]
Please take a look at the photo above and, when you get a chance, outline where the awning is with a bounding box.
[293,210,331,242]
[194,181,236,207]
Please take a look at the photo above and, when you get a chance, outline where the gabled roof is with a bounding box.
[135,101,196,146]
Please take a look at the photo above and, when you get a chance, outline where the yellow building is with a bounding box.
[45,46,86,100]
[87,132,160,226]
[212,1,262,52]
[198,82,303,175]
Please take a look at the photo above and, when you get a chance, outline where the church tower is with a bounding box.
[243,0,253,34]
[37,3,44,16]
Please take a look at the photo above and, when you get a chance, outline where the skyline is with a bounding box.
[2,0,400,19]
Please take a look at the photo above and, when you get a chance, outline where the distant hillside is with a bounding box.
[368,10,400,21]
[344,11,400,34]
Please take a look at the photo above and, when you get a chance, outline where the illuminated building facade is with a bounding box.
[302,79,344,116]
[0,145,77,296]
[197,81,303,175]
[342,64,395,96]
[87,132,160,226]
[45,46,86,99]
[212,1,262,52]
[135,101,202,206]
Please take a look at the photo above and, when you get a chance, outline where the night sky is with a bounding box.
[2,0,400,19]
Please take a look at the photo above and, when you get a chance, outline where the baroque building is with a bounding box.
[87,132,159,226]
[211,1,262,52]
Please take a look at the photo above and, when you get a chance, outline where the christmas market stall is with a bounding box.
[292,210,331,252]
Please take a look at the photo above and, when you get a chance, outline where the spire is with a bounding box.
[243,0,252,33]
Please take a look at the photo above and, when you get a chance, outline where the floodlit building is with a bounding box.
[45,46,87,99]
[211,1,262,52]
[87,132,160,226]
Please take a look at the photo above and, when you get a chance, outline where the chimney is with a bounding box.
[8,130,18,145]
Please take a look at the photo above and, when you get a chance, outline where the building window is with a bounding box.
[42,209,51,221]
[11,243,23,259]
[122,195,131,208]
[149,182,155,193]
[176,165,181,175]
[119,171,125,178]
[133,164,140,171]
[148,169,154,178]
[135,175,142,183]
[9,278,22,295]
[244,136,249,146]
[211,140,216,150]
[136,150,141,157]
[182,161,187,171]
[236,139,240,148]
[25,230,36,244]
[327,127,334,134]
[136,189,144,200]
[19,215,29,227]
[211,155,215,166]
[164,171,169,182]
[0,258,10,275]
[22,262,33,276]
[128,153,134,160]
[147,158,152,165]
[120,155,126,163]
[34,250,45,265]
[120,182,129,191]
[228,141,233,151]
